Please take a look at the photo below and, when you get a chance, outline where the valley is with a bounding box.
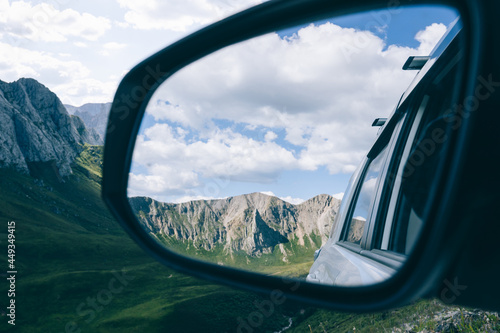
[0,77,497,332]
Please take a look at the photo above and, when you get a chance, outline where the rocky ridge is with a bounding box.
[129,192,341,256]
[0,78,100,176]
[64,102,111,145]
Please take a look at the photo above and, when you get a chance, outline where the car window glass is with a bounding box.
[346,146,388,244]
[329,162,363,238]
[390,51,462,254]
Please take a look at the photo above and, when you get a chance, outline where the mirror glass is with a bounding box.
[127,5,461,286]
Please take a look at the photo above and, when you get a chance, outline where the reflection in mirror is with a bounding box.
[346,146,389,244]
[127,5,461,286]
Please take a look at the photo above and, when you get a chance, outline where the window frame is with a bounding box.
[338,111,404,250]
[379,99,427,251]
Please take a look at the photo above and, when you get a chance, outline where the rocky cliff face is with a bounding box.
[64,103,111,145]
[0,78,98,176]
[69,115,102,146]
[129,192,341,256]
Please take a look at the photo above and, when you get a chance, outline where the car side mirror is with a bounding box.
[102,0,482,312]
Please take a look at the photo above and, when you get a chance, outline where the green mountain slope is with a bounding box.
[0,145,497,333]
[130,193,338,278]
[0,145,296,332]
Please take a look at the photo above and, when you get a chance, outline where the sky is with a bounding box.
[0,1,459,204]
[0,0,263,105]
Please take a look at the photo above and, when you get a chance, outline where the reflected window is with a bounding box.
[346,146,388,244]
[390,47,462,254]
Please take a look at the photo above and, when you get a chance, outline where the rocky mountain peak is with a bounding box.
[130,192,341,256]
[0,77,100,177]
[64,102,111,144]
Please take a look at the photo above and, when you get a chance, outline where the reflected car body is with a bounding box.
[308,19,463,286]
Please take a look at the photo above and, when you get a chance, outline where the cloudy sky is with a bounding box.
[0,0,263,105]
[0,1,458,204]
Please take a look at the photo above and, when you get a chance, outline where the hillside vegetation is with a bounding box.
[0,145,497,332]
[130,192,340,278]
[0,146,295,332]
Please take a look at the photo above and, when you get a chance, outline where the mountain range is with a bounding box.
[130,192,341,258]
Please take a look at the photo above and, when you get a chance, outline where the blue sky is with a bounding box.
[277,5,457,48]
[0,1,458,204]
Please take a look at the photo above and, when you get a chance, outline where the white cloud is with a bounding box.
[260,191,305,205]
[264,131,278,142]
[103,41,127,50]
[415,23,448,55]
[129,168,200,196]
[333,192,344,200]
[0,40,89,81]
[53,77,118,105]
[128,21,449,201]
[99,42,127,56]
[114,20,130,29]
[0,1,111,42]
[142,23,430,170]
[74,41,88,48]
[116,0,262,32]
[131,123,298,186]
[279,196,305,205]
[0,41,118,105]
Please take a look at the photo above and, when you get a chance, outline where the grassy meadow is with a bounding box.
[0,145,497,332]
